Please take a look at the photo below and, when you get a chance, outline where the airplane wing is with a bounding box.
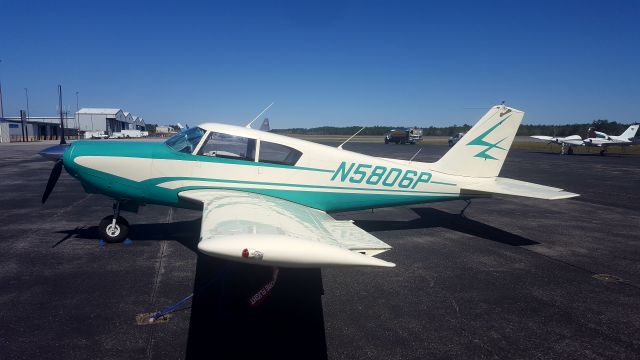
[531,135,584,146]
[179,189,395,268]
[530,135,557,142]
[461,177,579,200]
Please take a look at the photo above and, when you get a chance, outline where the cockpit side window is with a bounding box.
[165,127,205,154]
[258,141,302,166]
[198,132,256,161]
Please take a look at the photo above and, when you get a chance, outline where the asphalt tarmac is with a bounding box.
[1,140,639,359]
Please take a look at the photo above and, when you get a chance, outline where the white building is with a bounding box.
[1,115,74,142]
[0,107,148,142]
[123,112,134,129]
[76,108,127,135]
[155,125,173,134]
[133,116,146,130]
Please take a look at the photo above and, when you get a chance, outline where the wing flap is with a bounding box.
[461,177,579,200]
[179,189,394,267]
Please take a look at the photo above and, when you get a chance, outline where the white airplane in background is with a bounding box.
[582,125,639,154]
[40,104,578,269]
[531,124,639,155]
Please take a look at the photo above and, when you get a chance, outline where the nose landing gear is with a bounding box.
[98,201,130,243]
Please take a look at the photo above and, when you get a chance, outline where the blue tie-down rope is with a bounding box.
[147,270,226,323]
[99,239,133,247]
[149,293,194,323]
[146,266,278,323]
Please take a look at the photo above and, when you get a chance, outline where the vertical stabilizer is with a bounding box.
[259,118,271,131]
[431,105,524,178]
[619,125,639,140]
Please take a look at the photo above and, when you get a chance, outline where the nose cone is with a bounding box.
[39,144,71,161]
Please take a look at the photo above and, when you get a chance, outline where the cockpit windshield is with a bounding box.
[165,127,205,153]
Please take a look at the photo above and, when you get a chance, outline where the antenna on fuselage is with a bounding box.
[246,102,274,128]
[408,148,422,163]
[338,127,365,150]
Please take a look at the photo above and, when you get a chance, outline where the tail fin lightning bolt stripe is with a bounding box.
[465,114,511,160]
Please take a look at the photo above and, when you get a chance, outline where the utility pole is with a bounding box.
[58,85,66,144]
[24,88,30,121]
[75,91,80,138]
[0,59,4,119]
[0,79,4,119]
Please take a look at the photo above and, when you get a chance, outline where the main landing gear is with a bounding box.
[561,144,574,155]
[98,201,130,243]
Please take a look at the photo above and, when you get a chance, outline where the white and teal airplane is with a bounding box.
[40,105,577,268]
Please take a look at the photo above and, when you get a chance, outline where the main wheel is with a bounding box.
[384,138,389,144]
[567,147,574,155]
[99,216,130,243]
[599,149,605,156]
[448,140,453,147]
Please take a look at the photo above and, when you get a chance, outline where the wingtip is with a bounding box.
[553,192,580,200]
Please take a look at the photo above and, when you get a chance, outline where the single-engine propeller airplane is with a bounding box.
[40,103,578,268]
[531,124,638,155]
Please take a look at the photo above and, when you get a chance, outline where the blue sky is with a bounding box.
[1,0,638,127]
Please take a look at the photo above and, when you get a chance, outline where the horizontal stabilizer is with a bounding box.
[461,177,579,200]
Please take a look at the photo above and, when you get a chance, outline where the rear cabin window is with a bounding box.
[198,132,256,161]
[259,141,302,166]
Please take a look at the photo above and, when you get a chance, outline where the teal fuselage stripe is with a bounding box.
[430,181,457,186]
[144,176,459,196]
[64,141,463,212]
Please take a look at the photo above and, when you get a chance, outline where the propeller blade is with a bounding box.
[42,160,63,204]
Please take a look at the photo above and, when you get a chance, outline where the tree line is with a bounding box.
[271,120,636,137]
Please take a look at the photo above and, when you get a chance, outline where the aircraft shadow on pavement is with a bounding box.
[355,207,539,246]
[53,219,203,251]
[186,258,327,360]
[55,220,328,360]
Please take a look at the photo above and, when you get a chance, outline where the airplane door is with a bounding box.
[192,133,258,189]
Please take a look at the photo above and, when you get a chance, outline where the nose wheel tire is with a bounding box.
[99,215,130,243]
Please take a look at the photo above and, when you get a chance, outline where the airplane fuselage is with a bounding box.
[62,137,468,213]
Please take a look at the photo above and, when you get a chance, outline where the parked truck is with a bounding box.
[84,131,108,139]
[110,130,148,138]
[384,127,423,144]
[448,132,465,147]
